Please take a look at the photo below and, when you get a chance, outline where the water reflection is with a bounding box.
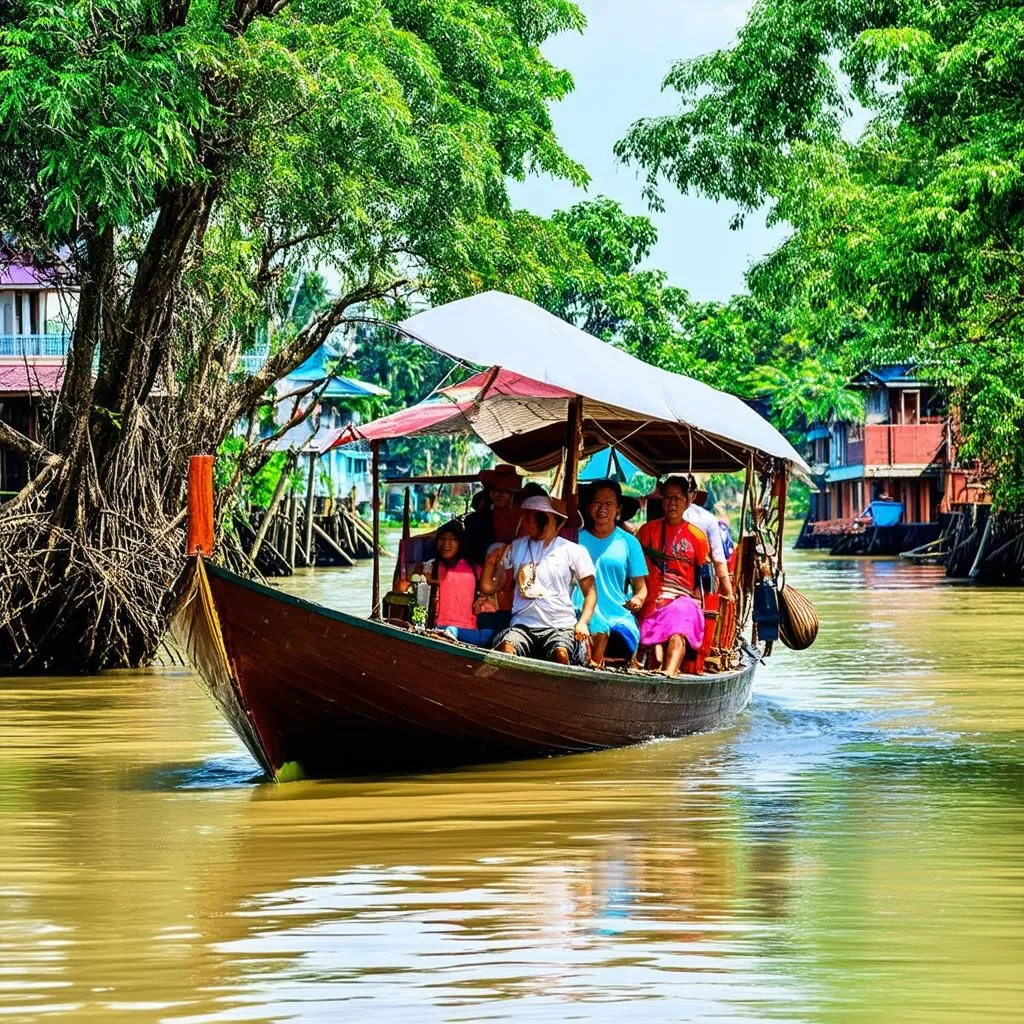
[1,552,1023,1021]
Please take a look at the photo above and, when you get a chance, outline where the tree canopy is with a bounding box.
[534,196,692,366]
[0,0,590,670]
[617,0,1024,510]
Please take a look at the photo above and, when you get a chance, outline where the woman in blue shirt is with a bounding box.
[575,480,648,667]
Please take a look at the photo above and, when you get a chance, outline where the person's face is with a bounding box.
[491,486,515,509]
[519,510,544,540]
[662,485,687,523]
[436,532,460,560]
[589,487,620,532]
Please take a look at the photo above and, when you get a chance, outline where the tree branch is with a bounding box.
[0,420,59,467]
[226,0,290,36]
[250,376,332,452]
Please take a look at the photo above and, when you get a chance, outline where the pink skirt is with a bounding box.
[639,596,705,650]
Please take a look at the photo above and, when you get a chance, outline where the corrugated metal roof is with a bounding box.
[284,374,389,399]
[852,364,924,387]
[0,263,65,290]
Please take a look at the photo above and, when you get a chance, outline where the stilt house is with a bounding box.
[804,365,988,543]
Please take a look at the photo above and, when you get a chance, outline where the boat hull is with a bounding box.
[171,559,758,779]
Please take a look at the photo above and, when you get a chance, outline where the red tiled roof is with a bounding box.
[0,362,64,394]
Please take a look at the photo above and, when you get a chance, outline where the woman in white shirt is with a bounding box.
[479,494,597,664]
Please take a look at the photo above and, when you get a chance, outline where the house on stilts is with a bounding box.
[797,365,989,556]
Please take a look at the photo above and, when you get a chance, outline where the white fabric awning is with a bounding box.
[399,291,808,473]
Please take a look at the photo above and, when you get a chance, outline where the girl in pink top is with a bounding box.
[418,521,494,646]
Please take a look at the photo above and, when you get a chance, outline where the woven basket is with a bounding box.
[778,584,820,650]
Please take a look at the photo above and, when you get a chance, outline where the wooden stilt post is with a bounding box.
[303,452,317,567]
[313,523,355,566]
[287,494,298,568]
[251,452,294,565]
[371,441,382,620]
[186,454,215,557]
[340,506,355,553]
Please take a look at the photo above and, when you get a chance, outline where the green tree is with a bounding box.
[534,196,694,366]
[741,360,864,438]
[0,0,587,671]
[616,0,1024,510]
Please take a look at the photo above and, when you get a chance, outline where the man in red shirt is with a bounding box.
[636,476,710,676]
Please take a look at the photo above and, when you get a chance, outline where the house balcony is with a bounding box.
[847,422,948,471]
[239,345,269,374]
[0,333,72,359]
[1,335,273,375]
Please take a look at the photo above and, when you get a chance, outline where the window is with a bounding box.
[831,424,847,466]
[901,390,920,425]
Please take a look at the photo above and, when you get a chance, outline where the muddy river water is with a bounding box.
[1,551,1022,1022]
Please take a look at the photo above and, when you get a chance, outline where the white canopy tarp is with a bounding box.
[399,291,808,472]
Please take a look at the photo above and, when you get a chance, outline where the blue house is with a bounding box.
[260,344,388,505]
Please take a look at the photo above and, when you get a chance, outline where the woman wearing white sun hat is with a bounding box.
[478,492,597,664]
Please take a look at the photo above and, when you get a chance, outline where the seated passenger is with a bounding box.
[470,483,546,635]
[469,488,489,514]
[636,476,710,676]
[463,464,522,565]
[575,481,648,667]
[474,541,514,636]
[516,481,548,506]
[682,477,735,601]
[418,521,494,646]
[479,494,597,665]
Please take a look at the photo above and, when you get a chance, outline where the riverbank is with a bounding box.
[1,551,1023,1021]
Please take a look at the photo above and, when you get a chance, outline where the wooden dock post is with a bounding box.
[288,494,298,568]
[303,454,317,567]
[186,454,215,557]
[313,522,356,566]
[251,453,294,565]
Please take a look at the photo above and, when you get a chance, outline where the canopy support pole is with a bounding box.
[371,441,382,620]
[397,485,411,589]
[774,460,788,574]
[561,396,584,526]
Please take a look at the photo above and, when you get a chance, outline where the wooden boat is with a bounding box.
[171,557,759,779]
[172,291,809,780]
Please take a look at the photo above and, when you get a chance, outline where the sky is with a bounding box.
[508,0,786,303]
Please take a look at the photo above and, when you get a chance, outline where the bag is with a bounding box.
[700,562,715,593]
[752,580,780,642]
[778,584,820,650]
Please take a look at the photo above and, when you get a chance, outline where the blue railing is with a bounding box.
[239,346,269,373]
[0,334,273,375]
[0,334,72,358]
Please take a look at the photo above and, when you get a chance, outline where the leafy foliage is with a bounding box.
[534,196,693,365]
[0,0,589,670]
[617,0,1024,510]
